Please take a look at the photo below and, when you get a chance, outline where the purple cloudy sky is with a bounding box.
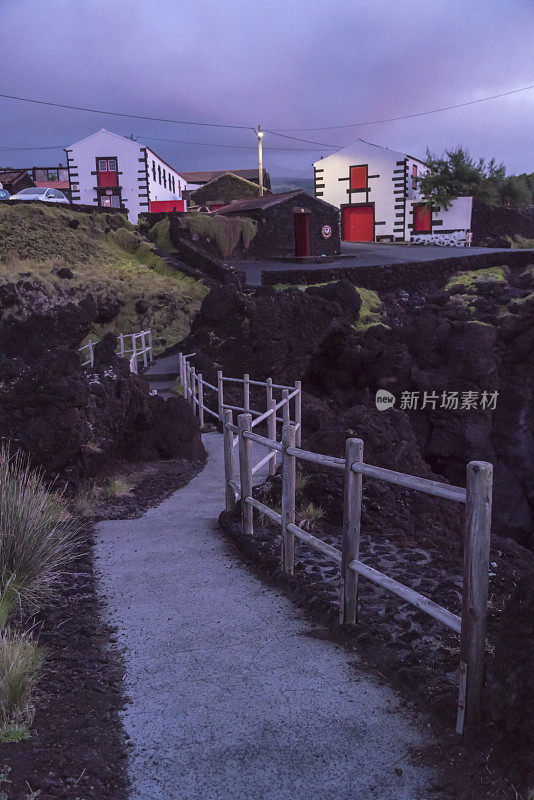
[2,0,534,178]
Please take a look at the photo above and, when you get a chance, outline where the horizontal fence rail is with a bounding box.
[177,350,492,735]
[79,330,153,373]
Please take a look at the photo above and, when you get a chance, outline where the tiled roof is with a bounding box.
[181,169,267,184]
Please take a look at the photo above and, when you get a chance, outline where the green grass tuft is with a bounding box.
[445,266,508,293]
[0,630,44,740]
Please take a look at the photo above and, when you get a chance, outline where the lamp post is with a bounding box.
[257,124,264,196]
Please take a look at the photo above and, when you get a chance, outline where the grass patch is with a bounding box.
[0,204,208,355]
[177,212,257,258]
[0,444,83,626]
[104,478,134,498]
[148,217,179,254]
[297,503,326,532]
[507,234,534,249]
[0,630,44,742]
[353,287,383,330]
[444,266,508,293]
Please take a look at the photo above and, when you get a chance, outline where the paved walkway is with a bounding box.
[234,242,514,286]
[96,433,435,799]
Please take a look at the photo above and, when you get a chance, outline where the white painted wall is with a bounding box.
[314,140,428,241]
[66,129,185,222]
[410,197,473,245]
[146,148,187,206]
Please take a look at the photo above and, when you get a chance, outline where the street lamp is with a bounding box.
[257,125,264,196]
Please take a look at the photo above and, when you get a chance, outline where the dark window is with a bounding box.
[412,164,418,190]
[350,165,367,190]
[163,169,167,188]
[152,161,156,180]
[158,165,161,184]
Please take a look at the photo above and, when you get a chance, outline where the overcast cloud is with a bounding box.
[1,0,533,176]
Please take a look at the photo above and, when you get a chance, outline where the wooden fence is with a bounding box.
[79,330,153,373]
[179,355,492,735]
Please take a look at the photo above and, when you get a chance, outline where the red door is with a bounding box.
[413,203,432,233]
[294,213,311,257]
[343,205,374,241]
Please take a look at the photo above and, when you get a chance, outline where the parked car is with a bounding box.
[9,187,69,204]
[0,188,10,200]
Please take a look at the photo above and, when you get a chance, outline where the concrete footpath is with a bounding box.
[95,433,436,799]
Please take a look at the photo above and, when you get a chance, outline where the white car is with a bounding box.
[10,187,69,204]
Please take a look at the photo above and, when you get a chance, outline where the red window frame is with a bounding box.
[350,165,368,191]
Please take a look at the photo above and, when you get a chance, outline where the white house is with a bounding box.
[65,129,188,222]
[314,139,472,245]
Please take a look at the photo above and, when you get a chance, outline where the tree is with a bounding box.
[419,147,531,209]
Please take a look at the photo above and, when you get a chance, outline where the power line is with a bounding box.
[0,92,252,130]
[140,135,338,151]
[263,129,342,148]
[270,83,534,131]
[0,136,335,153]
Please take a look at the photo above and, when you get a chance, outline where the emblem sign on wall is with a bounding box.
[321,224,332,239]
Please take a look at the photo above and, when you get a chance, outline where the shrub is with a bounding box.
[0,630,44,742]
[0,445,83,626]
[297,503,326,532]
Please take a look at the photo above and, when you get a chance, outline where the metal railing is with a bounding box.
[79,330,153,373]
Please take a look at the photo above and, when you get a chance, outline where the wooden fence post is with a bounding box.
[294,380,302,447]
[282,388,290,429]
[341,438,364,625]
[243,373,250,414]
[142,333,148,368]
[266,377,273,414]
[178,353,184,388]
[197,374,205,428]
[119,333,124,359]
[148,330,153,361]
[191,366,197,415]
[88,339,94,367]
[223,409,236,512]
[267,398,277,476]
[281,424,296,575]
[217,370,224,422]
[185,361,191,403]
[238,413,253,536]
[459,460,492,729]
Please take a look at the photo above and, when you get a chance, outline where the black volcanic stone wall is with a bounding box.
[190,175,260,205]
[262,250,534,291]
[472,200,534,245]
[225,193,341,259]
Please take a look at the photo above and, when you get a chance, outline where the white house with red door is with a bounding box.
[65,129,188,222]
[313,138,472,245]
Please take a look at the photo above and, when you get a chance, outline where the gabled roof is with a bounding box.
[0,169,29,183]
[180,168,267,184]
[313,137,426,167]
[216,190,342,215]
[189,171,269,196]
[65,128,187,180]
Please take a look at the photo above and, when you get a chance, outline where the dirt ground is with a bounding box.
[1,456,205,800]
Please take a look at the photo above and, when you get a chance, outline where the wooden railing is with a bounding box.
[178,353,302,459]
[79,330,153,373]
[178,353,492,734]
